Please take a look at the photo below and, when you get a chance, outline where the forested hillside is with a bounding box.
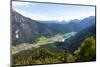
[13,36,96,66]
[55,24,96,53]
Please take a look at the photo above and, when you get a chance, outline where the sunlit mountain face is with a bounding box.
[11,1,96,66]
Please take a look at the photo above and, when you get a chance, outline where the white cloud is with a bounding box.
[13,8,50,20]
[26,13,49,20]
[13,8,94,21]
[12,1,37,8]
[12,1,30,6]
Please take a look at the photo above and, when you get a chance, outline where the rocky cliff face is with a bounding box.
[11,10,53,45]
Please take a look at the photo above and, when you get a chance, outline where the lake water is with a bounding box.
[63,32,77,41]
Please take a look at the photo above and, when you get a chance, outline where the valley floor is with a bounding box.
[12,32,77,54]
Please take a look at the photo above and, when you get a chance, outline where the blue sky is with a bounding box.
[12,1,95,21]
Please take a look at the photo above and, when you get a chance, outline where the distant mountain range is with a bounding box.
[39,16,95,33]
[11,10,95,45]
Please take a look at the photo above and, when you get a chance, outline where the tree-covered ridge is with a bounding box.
[13,44,74,65]
[12,36,96,66]
[74,36,96,62]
